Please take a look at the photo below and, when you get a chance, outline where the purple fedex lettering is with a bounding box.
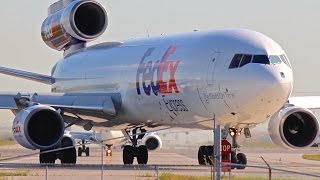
[136,48,160,95]
[136,46,180,96]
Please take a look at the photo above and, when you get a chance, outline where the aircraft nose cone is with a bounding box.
[255,66,293,113]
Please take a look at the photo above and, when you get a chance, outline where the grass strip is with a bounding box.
[302,154,320,161]
[159,172,295,180]
[0,170,29,177]
[0,140,16,146]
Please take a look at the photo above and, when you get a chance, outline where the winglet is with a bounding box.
[0,66,54,85]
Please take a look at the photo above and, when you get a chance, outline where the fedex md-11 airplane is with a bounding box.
[0,0,319,167]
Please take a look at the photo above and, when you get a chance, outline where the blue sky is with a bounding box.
[0,0,320,124]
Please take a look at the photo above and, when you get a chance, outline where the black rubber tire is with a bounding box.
[85,147,90,157]
[78,147,82,157]
[61,148,77,164]
[40,150,56,164]
[123,146,134,164]
[198,146,206,165]
[205,146,214,165]
[231,152,237,169]
[137,146,148,164]
[236,153,247,170]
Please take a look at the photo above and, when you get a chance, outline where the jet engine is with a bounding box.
[12,105,65,150]
[268,105,320,149]
[142,133,162,151]
[41,0,108,51]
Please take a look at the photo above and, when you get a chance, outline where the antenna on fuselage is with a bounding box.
[145,25,150,38]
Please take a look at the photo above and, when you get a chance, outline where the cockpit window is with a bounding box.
[229,53,290,69]
[269,55,282,64]
[280,54,291,68]
[252,55,270,64]
[239,55,252,67]
[229,54,243,69]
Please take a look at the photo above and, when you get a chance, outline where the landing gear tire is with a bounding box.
[85,147,90,156]
[40,150,56,164]
[137,146,148,164]
[123,145,134,165]
[231,152,237,169]
[78,147,82,156]
[236,153,247,169]
[197,146,213,165]
[60,148,77,164]
[198,146,206,165]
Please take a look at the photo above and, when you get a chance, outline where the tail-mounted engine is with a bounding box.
[268,105,320,149]
[12,105,65,150]
[41,0,108,51]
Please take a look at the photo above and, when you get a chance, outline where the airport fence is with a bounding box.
[1,143,320,180]
[1,162,320,180]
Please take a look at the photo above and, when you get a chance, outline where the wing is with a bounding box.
[0,66,122,127]
[0,92,122,122]
[69,131,96,141]
[288,96,320,109]
[0,66,54,85]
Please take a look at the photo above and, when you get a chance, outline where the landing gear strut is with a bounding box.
[123,128,148,165]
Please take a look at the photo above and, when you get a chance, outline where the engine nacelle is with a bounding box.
[142,133,162,151]
[12,105,65,150]
[268,105,320,149]
[41,0,108,50]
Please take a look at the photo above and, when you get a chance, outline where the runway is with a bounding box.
[0,144,320,179]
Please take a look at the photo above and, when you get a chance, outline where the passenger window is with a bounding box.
[229,54,243,69]
[252,55,270,64]
[239,55,252,67]
[269,55,282,64]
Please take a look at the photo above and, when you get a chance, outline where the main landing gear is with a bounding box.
[123,128,148,165]
[40,136,77,164]
[197,128,247,170]
[77,139,90,157]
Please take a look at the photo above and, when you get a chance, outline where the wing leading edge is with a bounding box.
[289,96,320,109]
[0,92,121,118]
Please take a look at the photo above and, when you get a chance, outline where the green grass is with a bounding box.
[302,154,320,161]
[0,170,29,177]
[0,139,16,146]
[159,173,295,180]
[160,173,209,180]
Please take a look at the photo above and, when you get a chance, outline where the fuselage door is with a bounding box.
[207,52,221,85]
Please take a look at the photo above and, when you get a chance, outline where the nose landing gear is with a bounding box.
[197,127,248,170]
[229,128,247,169]
[77,139,90,157]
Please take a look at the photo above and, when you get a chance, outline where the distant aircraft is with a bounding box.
[0,0,319,169]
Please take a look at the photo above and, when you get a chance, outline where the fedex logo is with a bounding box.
[13,121,21,134]
[136,46,181,96]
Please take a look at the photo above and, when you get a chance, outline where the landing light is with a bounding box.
[229,128,241,137]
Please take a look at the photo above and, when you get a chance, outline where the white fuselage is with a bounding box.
[51,28,293,130]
